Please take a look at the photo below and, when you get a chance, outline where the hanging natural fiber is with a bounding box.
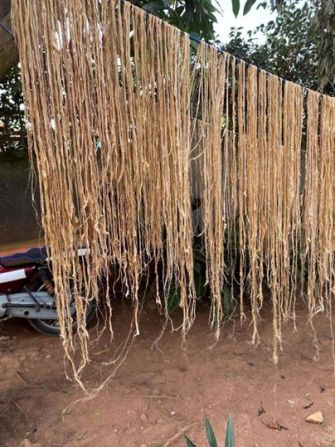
[11,0,335,385]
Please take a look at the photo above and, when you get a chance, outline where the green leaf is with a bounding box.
[243,0,257,15]
[225,416,234,447]
[205,418,217,447]
[231,0,240,17]
[256,1,267,10]
[184,436,197,447]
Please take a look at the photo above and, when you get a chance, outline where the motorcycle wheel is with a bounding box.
[28,300,97,336]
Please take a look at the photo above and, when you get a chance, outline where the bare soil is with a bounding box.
[0,298,335,447]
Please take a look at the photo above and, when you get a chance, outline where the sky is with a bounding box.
[214,0,276,43]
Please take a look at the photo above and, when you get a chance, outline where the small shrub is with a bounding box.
[185,416,234,447]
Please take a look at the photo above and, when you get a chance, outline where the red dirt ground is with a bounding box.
[0,297,335,447]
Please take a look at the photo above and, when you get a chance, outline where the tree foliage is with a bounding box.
[230,0,285,16]
[314,0,335,92]
[0,64,26,154]
[226,0,335,96]
[129,0,220,42]
[229,0,335,92]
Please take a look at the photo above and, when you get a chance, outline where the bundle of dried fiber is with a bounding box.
[11,0,335,386]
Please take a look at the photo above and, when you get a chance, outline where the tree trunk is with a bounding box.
[0,0,18,81]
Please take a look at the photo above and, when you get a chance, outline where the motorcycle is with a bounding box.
[0,246,96,335]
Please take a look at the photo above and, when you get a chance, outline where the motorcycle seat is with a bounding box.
[0,246,47,268]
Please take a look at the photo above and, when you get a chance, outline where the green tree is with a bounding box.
[0,64,26,155]
[230,0,335,93]
[129,0,221,42]
[226,0,335,95]
[314,0,335,92]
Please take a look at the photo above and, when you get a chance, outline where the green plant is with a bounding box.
[185,416,234,447]
[167,233,236,319]
[166,233,209,315]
